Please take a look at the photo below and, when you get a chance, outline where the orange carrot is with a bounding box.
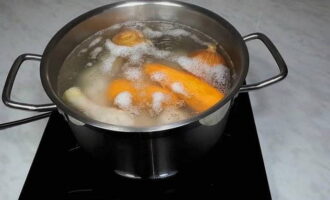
[106,79,139,105]
[141,84,181,108]
[144,63,224,112]
[106,79,181,111]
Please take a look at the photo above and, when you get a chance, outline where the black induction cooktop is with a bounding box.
[18,93,271,200]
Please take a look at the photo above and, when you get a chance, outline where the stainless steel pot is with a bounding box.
[1,1,287,179]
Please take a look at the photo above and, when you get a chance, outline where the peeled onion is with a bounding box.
[112,29,145,46]
[189,44,225,66]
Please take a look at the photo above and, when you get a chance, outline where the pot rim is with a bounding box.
[40,0,249,133]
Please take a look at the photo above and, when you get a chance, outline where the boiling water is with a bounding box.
[58,21,233,127]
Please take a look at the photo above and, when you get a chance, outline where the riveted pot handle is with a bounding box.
[2,54,56,112]
[239,33,288,93]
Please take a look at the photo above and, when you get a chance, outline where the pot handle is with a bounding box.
[2,53,57,112]
[239,33,288,93]
[0,112,52,130]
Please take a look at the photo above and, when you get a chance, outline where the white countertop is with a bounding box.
[0,0,329,199]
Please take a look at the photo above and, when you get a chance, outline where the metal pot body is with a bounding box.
[2,1,287,179]
[67,101,231,179]
[47,1,246,179]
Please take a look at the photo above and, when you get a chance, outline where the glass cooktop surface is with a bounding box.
[19,93,271,200]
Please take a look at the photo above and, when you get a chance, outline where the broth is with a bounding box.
[58,21,233,127]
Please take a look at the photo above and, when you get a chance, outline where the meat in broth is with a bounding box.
[58,21,233,127]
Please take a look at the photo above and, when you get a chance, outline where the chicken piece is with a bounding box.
[144,63,224,112]
[63,87,134,126]
[112,29,145,47]
[77,66,110,106]
[189,44,225,66]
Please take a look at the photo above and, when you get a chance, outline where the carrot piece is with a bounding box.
[144,63,224,112]
[189,44,225,66]
[106,79,139,105]
[141,84,181,108]
[106,79,180,111]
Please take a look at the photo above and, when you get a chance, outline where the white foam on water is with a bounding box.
[78,48,88,55]
[123,67,142,81]
[99,55,116,72]
[88,36,102,48]
[142,26,208,46]
[108,23,122,30]
[116,42,151,63]
[114,91,133,110]
[151,92,166,114]
[150,49,172,59]
[173,56,229,91]
[142,27,163,38]
[166,29,190,37]
[86,62,93,67]
[150,72,166,82]
[207,65,230,92]
[90,47,103,59]
[157,22,175,31]
[103,39,172,72]
[171,82,187,96]
[123,21,145,28]
[105,39,151,63]
[142,28,190,38]
[190,34,211,46]
[102,21,146,34]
